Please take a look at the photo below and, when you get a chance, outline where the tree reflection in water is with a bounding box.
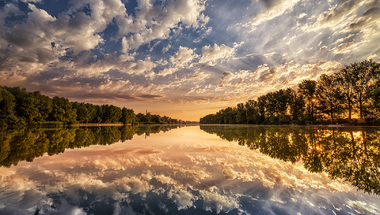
[200,125,380,195]
[0,125,180,168]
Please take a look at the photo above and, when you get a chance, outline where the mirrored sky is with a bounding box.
[1,0,380,120]
[1,126,379,214]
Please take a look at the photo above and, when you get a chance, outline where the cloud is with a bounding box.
[117,0,208,52]
[348,5,380,31]
[193,26,213,43]
[170,46,198,68]
[199,43,242,66]
[217,71,234,87]
[162,44,171,53]
[250,0,301,29]
[158,46,198,76]
[308,0,366,31]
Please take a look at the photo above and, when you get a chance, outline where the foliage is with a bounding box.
[0,86,182,126]
[200,60,380,125]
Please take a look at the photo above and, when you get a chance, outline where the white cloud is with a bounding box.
[298,13,307,19]
[158,46,198,76]
[199,43,242,66]
[250,0,301,29]
[117,0,208,52]
[162,44,172,53]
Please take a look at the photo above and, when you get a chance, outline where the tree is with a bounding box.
[351,60,380,118]
[290,93,305,121]
[121,108,135,124]
[336,66,357,119]
[298,80,317,120]
[0,87,16,117]
[4,87,39,122]
[33,92,52,121]
[316,74,344,122]
[49,97,77,122]
[146,112,151,122]
[73,102,89,123]
[102,105,122,123]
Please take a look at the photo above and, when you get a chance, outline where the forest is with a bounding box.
[0,86,182,127]
[200,60,380,125]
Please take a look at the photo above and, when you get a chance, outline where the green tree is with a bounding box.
[49,97,77,122]
[102,105,122,123]
[121,107,135,124]
[33,92,52,121]
[0,87,16,117]
[6,87,40,122]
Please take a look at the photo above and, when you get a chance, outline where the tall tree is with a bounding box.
[298,80,317,120]
[351,60,380,118]
[316,74,344,122]
[121,108,135,124]
[336,66,357,119]
[0,87,16,117]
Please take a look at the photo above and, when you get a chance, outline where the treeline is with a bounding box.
[0,86,182,126]
[200,60,380,125]
[0,125,180,167]
[200,126,380,195]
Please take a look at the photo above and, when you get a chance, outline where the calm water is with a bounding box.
[0,125,379,215]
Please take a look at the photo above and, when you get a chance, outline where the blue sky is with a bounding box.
[1,0,380,120]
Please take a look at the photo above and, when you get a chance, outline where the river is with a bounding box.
[0,125,379,214]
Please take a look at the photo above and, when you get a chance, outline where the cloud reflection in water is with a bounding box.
[0,126,379,214]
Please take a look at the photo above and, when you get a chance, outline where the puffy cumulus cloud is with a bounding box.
[1,0,125,54]
[250,0,301,29]
[0,0,209,84]
[158,46,198,76]
[117,0,208,52]
[0,0,130,83]
[170,46,199,69]
[217,71,234,87]
[167,189,195,210]
[199,189,240,214]
[199,43,242,66]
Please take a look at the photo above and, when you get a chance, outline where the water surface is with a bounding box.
[0,125,379,214]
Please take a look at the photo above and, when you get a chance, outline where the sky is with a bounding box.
[0,0,380,121]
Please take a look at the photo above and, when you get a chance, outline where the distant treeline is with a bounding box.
[0,125,180,167]
[0,86,190,127]
[200,60,380,125]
